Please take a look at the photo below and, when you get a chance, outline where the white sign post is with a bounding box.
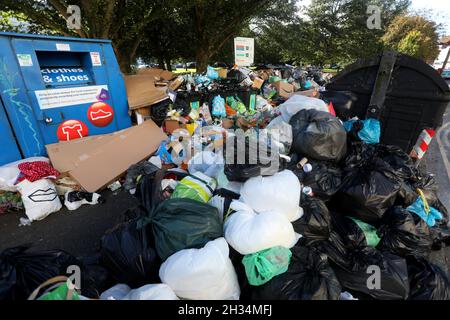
[234,37,254,67]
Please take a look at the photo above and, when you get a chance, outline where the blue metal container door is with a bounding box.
[0,97,22,165]
[0,36,45,159]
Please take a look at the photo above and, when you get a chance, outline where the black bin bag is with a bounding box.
[302,230,350,270]
[337,159,401,224]
[413,173,449,220]
[288,154,343,201]
[335,143,403,224]
[377,145,416,180]
[408,173,450,249]
[319,90,358,120]
[100,207,160,288]
[331,213,381,249]
[289,109,347,162]
[0,246,81,301]
[330,247,409,300]
[377,207,433,258]
[135,168,188,213]
[229,247,252,301]
[224,135,286,182]
[292,194,331,245]
[139,198,223,261]
[406,256,450,300]
[251,246,341,300]
[79,255,115,299]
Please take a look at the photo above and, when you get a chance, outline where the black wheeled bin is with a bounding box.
[324,51,450,153]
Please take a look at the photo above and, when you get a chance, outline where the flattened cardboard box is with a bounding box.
[124,75,168,110]
[70,120,167,192]
[137,68,175,81]
[47,120,167,193]
[46,126,143,173]
[46,134,114,173]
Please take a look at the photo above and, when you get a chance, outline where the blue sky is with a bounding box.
[298,0,450,35]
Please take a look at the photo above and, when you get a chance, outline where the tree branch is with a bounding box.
[47,0,89,37]
[101,0,117,38]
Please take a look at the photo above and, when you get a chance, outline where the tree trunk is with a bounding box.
[119,57,132,74]
[165,58,172,71]
[196,49,210,73]
[158,56,165,69]
[117,51,132,74]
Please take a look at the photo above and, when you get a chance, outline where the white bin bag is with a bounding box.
[0,166,21,192]
[101,283,179,300]
[279,95,329,122]
[159,237,240,300]
[122,284,179,300]
[224,201,299,255]
[188,151,224,180]
[240,170,303,222]
[17,179,62,221]
[100,284,131,300]
[266,116,293,155]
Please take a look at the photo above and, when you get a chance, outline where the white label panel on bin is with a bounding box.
[56,43,71,51]
[35,85,109,110]
[90,52,102,66]
[17,54,33,67]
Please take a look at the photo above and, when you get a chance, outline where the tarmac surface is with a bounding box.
[0,101,449,259]
[0,189,138,257]
[423,101,450,213]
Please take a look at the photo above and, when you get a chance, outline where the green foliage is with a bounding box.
[0,0,166,72]
[1,0,430,71]
[397,30,422,56]
[139,0,292,72]
[382,15,440,62]
[292,0,410,65]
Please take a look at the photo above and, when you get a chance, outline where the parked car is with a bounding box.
[174,63,185,69]
[186,62,197,69]
[442,69,450,80]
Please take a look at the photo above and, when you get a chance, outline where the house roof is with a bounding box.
[440,36,450,44]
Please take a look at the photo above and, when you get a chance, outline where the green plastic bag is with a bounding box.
[226,96,247,114]
[39,283,80,300]
[27,276,80,300]
[242,246,292,286]
[139,198,223,261]
[171,173,217,203]
[269,76,281,83]
[348,217,381,247]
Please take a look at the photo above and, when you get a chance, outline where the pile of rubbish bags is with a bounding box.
[0,64,449,301]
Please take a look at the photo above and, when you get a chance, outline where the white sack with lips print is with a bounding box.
[17,179,62,221]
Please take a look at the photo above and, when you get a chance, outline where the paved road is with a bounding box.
[424,102,450,213]
[0,189,137,257]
